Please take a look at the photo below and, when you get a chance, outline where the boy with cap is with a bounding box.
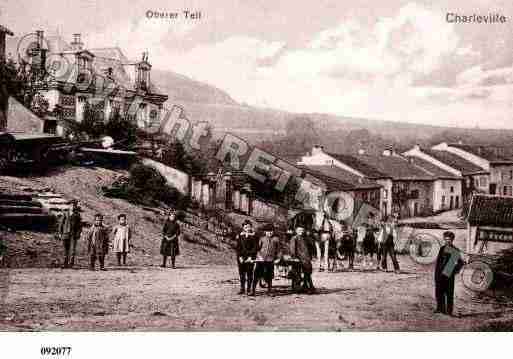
[85,213,110,271]
[235,220,258,295]
[290,224,315,293]
[251,223,280,296]
[434,231,465,316]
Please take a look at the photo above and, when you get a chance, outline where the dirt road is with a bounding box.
[1,256,511,331]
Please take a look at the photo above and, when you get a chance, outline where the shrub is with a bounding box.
[103,163,190,209]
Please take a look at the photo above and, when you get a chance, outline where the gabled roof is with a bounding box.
[332,152,438,181]
[327,153,389,178]
[43,37,165,97]
[422,148,488,176]
[301,165,382,190]
[356,154,437,181]
[467,194,513,227]
[407,157,460,179]
[449,143,513,164]
[298,166,356,192]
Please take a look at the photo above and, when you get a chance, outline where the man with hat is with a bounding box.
[251,223,281,296]
[434,231,465,316]
[235,219,258,295]
[290,224,315,293]
[57,200,83,268]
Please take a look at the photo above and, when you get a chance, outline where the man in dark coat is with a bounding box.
[56,201,83,268]
[380,216,400,273]
[235,220,258,295]
[435,231,465,316]
[161,211,180,268]
[290,225,315,293]
[85,214,110,271]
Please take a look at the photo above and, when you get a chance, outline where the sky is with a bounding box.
[2,0,513,129]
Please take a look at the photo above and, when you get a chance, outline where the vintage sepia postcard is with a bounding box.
[1,0,513,351]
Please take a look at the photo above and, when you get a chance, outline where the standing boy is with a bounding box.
[112,214,132,266]
[161,210,181,268]
[252,223,280,296]
[290,225,315,293]
[435,231,464,316]
[235,220,258,295]
[85,214,110,271]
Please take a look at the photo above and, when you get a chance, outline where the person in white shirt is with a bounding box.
[111,214,132,266]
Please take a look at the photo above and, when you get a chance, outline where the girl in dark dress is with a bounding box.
[161,211,180,268]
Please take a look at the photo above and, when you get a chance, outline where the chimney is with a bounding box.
[457,140,463,145]
[414,144,421,151]
[358,149,365,155]
[311,145,324,156]
[36,30,44,49]
[71,33,84,51]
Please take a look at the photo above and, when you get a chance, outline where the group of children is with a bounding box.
[56,209,133,270]
[56,207,182,271]
[235,220,316,296]
[234,214,404,296]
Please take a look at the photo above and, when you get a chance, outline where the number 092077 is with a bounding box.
[40,346,72,356]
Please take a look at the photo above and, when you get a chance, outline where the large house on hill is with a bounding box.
[13,31,168,134]
[299,146,462,218]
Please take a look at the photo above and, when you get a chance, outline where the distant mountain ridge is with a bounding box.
[152,69,513,150]
[152,69,238,106]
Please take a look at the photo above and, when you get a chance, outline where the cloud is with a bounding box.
[86,17,197,63]
[265,3,467,86]
[456,65,513,87]
[125,1,511,129]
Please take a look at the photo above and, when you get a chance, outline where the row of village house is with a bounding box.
[188,142,513,223]
[3,25,513,225]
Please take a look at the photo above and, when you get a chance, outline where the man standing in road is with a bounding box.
[435,231,465,317]
[290,225,315,293]
[235,220,258,295]
[68,200,83,268]
[56,200,83,269]
[380,215,400,273]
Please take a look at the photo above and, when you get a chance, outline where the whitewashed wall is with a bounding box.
[141,158,190,195]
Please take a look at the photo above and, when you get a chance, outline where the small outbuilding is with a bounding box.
[466,194,513,255]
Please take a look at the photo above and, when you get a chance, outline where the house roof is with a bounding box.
[327,153,389,178]
[301,165,382,190]
[467,194,513,227]
[422,149,488,176]
[407,157,460,179]
[334,153,437,181]
[358,154,437,181]
[449,143,513,164]
[43,37,165,97]
[298,166,357,192]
